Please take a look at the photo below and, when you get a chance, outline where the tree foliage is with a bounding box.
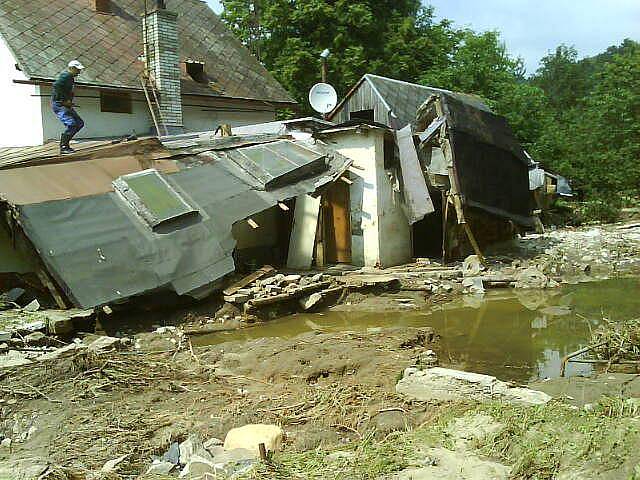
[220,1,640,215]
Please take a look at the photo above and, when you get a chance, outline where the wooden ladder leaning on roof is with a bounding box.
[140,71,169,137]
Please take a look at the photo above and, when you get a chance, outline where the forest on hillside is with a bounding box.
[221,0,640,221]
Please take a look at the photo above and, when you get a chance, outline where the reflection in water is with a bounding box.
[197,278,640,383]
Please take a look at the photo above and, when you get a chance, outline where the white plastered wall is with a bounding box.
[40,85,153,142]
[181,97,276,133]
[0,35,44,147]
[326,128,412,268]
[40,89,277,141]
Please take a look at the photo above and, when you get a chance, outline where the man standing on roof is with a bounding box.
[51,60,85,155]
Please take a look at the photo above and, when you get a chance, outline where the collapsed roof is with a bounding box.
[0,0,295,104]
[0,134,351,309]
[416,93,533,227]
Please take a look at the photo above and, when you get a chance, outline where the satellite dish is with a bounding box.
[309,83,338,114]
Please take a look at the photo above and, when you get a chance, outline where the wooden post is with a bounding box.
[258,443,268,462]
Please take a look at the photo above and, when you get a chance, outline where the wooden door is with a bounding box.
[323,181,352,264]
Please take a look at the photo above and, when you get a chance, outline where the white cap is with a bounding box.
[68,60,85,70]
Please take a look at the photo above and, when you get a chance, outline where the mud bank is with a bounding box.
[1,223,639,479]
[2,322,640,479]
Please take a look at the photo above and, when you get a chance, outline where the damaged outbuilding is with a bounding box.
[1,74,539,311]
[0,134,351,309]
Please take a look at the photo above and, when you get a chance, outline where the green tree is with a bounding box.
[221,0,458,111]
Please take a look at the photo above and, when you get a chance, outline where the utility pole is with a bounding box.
[320,49,330,83]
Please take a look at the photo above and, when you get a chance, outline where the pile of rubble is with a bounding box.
[146,424,284,478]
[222,268,340,314]
[0,331,125,370]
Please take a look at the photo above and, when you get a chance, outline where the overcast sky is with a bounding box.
[205,0,639,74]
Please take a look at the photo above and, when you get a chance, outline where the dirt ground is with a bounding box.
[0,327,439,478]
[2,223,640,479]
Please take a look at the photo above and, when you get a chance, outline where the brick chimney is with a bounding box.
[142,1,184,134]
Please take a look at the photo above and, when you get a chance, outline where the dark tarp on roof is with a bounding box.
[438,94,533,226]
[0,0,295,104]
[15,141,351,308]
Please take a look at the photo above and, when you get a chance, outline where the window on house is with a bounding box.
[113,169,197,229]
[350,109,374,122]
[186,61,208,84]
[100,91,132,114]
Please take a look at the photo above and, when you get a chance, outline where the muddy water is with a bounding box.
[197,278,640,382]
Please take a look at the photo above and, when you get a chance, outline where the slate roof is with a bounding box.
[0,0,295,104]
[330,74,490,129]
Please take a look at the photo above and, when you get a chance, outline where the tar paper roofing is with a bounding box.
[1,134,351,308]
[0,0,295,104]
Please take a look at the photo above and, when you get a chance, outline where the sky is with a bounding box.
[205,0,639,74]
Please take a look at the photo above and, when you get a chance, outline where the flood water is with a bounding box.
[199,277,640,382]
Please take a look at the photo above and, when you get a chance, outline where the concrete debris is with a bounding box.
[391,447,511,480]
[203,437,224,451]
[0,350,32,369]
[462,255,484,277]
[178,454,216,478]
[100,454,129,473]
[179,435,208,465]
[299,292,323,311]
[462,277,485,294]
[0,438,11,449]
[23,299,40,312]
[146,460,176,475]
[160,442,181,465]
[396,367,552,406]
[24,331,48,346]
[37,343,80,362]
[514,267,549,289]
[86,336,122,354]
[223,424,284,455]
[0,331,11,342]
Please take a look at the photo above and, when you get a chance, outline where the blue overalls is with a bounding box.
[52,101,85,137]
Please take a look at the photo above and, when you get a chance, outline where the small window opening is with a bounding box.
[100,91,132,114]
[186,61,208,84]
[89,0,111,14]
[113,169,198,229]
[350,109,374,122]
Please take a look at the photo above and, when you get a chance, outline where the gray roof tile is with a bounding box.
[0,0,295,104]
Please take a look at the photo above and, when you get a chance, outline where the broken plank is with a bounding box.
[223,265,275,296]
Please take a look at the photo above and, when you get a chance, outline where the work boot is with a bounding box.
[60,133,75,155]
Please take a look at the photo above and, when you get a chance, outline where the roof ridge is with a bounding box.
[364,74,452,94]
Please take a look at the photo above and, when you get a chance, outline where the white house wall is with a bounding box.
[182,98,276,133]
[40,85,153,142]
[327,129,381,267]
[328,128,412,268]
[0,35,44,147]
[39,87,277,142]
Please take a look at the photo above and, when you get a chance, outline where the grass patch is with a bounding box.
[243,399,640,480]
